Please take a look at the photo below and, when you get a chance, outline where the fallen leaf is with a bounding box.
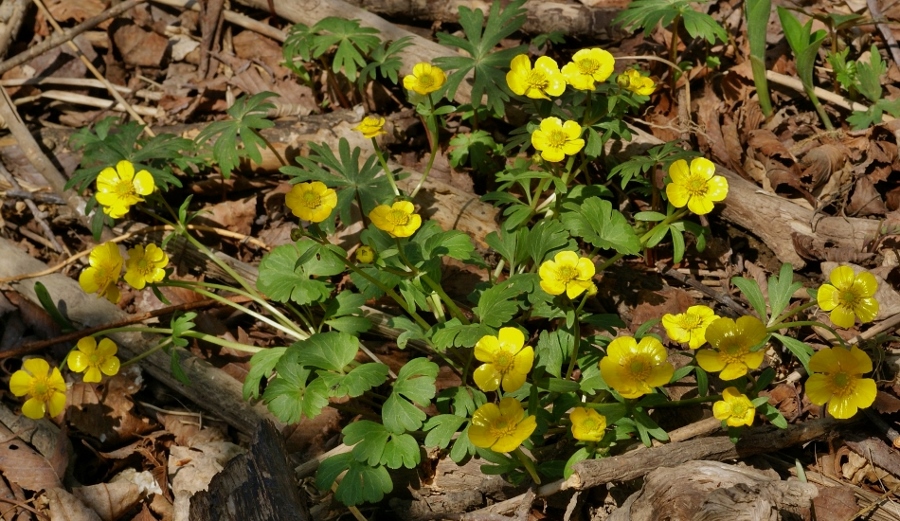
[799,144,847,190]
[0,423,62,492]
[46,0,105,23]
[110,20,170,68]
[67,366,154,446]
[73,482,142,521]
[846,175,886,217]
[168,442,244,521]
[811,484,858,521]
[45,487,102,521]
[748,129,795,161]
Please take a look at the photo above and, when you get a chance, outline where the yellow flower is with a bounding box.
[695,316,767,381]
[356,245,375,264]
[569,407,607,442]
[662,305,720,349]
[124,244,168,290]
[9,358,66,419]
[402,62,446,95]
[473,327,534,393]
[95,160,155,219]
[617,69,656,96]
[353,116,386,139]
[68,337,120,383]
[538,251,595,299]
[468,397,537,453]
[665,157,729,215]
[369,201,422,238]
[285,181,338,223]
[712,387,755,427]
[506,54,566,99]
[78,242,123,304]
[561,48,615,90]
[599,336,674,399]
[816,266,879,329]
[531,117,585,163]
[806,346,877,419]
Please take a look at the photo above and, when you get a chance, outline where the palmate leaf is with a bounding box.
[194,92,276,178]
[281,138,392,225]
[316,452,393,506]
[256,240,345,306]
[435,0,527,116]
[560,197,641,255]
[358,36,413,89]
[311,17,381,82]
[262,350,330,423]
[383,358,438,433]
[473,273,534,328]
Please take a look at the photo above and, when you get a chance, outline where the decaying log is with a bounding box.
[608,460,817,521]
[343,0,628,38]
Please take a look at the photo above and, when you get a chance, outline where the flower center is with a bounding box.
[555,265,577,283]
[678,313,702,330]
[490,419,519,439]
[626,355,652,381]
[577,58,599,75]
[30,376,53,402]
[418,74,434,88]
[114,180,137,199]
[831,372,855,396]
[548,130,568,148]
[687,175,708,197]
[493,350,514,373]
[387,210,409,226]
[302,192,322,209]
[582,418,599,432]
[840,290,859,307]
[730,401,748,417]
[718,338,748,362]
[526,70,549,91]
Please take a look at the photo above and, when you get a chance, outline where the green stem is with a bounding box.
[649,394,722,408]
[98,326,267,354]
[564,294,590,380]
[513,448,542,484]
[595,208,689,272]
[371,138,401,197]
[669,14,682,91]
[767,320,848,348]
[421,274,469,325]
[768,300,818,328]
[410,96,439,199]
[121,338,173,368]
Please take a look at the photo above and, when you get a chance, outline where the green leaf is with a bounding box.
[263,349,330,422]
[857,45,886,103]
[242,347,287,400]
[33,282,75,332]
[194,92,276,178]
[680,9,728,44]
[170,312,197,348]
[763,403,788,429]
[449,130,501,172]
[561,197,641,255]
[424,414,467,449]
[358,36,413,89]
[312,17,381,82]
[564,447,591,479]
[731,276,767,321]
[772,333,814,373]
[473,274,534,328]
[747,0,773,116]
[316,452,393,506]
[430,319,495,350]
[485,228,528,273]
[383,358,438,433]
[256,240,344,305]
[450,424,476,463]
[436,386,486,417]
[526,219,573,265]
[344,420,390,466]
[535,329,572,378]
[767,263,802,325]
[292,332,358,373]
[381,433,420,469]
[341,363,390,397]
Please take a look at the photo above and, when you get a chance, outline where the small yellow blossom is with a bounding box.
[713,387,756,427]
[599,336,674,399]
[617,69,656,96]
[356,245,375,264]
[95,160,155,218]
[473,327,534,393]
[695,316,767,381]
[569,407,607,442]
[369,201,422,238]
[285,181,338,223]
[353,116,386,139]
[124,244,168,290]
[665,157,729,215]
[468,397,537,453]
[9,358,66,419]
[68,337,120,383]
[806,346,877,419]
[531,117,585,163]
[538,251,595,299]
[78,242,124,304]
[506,54,566,99]
[403,62,446,95]
[816,266,879,329]
[561,48,615,90]
[662,305,720,349]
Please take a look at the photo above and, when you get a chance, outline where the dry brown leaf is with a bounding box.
[168,442,244,521]
[810,484,858,521]
[73,482,141,521]
[46,0,105,23]
[846,175,887,217]
[110,20,170,68]
[766,159,816,206]
[45,487,102,521]
[0,424,62,493]
[67,366,153,446]
[155,411,227,447]
[799,143,847,190]
[748,129,795,161]
[194,197,256,236]
[695,86,731,170]
[874,390,900,414]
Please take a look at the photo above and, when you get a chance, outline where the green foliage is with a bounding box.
[609,140,699,190]
[256,240,345,306]
[766,263,803,325]
[358,36,413,89]
[434,0,528,116]
[473,274,534,328]
[316,452,393,506]
[561,197,641,255]
[449,130,503,174]
[194,92,277,178]
[843,46,900,129]
[777,7,832,129]
[383,358,438,433]
[614,0,727,45]
[731,275,768,322]
[322,291,373,334]
[423,414,468,449]
[242,347,286,400]
[33,282,75,333]
[746,0,772,117]
[284,17,379,82]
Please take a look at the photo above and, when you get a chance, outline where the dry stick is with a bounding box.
[0,161,63,252]
[30,0,156,137]
[0,87,90,227]
[0,0,30,58]
[151,0,287,42]
[16,90,158,117]
[0,0,147,75]
[867,0,900,69]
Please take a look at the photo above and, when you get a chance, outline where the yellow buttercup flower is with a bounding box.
[599,336,674,399]
[806,345,876,419]
[356,245,375,264]
[402,62,446,95]
[285,181,338,223]
[538,251,595,299]
[662,305,720,349]
[78,242,124,304]
[506,54,566,99]
[531,117,585,163]
[561,48,615,90]
[473,327,534,393]
[468,397,537,453]
[665,157,729,215]
[569,407,607,442]
[617,69,656,96]
[369,201,422,238]
[695,316,767,381]
[95,160,155,218]
[124,244,168,290]
[68,337,120,383]
[353,116,386,139]
[816,266,879,329]
[9,358,66,419]
[712,387,755,427]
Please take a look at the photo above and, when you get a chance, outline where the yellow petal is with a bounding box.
[473,364,501,392]
[475,335,500,362]
[695,349,725,373]
[852,378,877,409]
[668,159,690,184]
[498,328,525,351]
[506,70,527,96]
[67,351,89,373]
[23,358,50,376]
[829,266,855,290]
[492,415,536,453]
[562,138,585,156]
[816,283,839,311]
[849,346,874,374]
[828,394,860,419]
[853,272,878,297]
[501,371,526,392]
[540,279,566,295]
[513,346,534,375]
[666,184,690,209]
[47,391,66,417]
[712,400,731,421]
[690,157,716,180]
[21,398,46,419]
[743,349,765,371]
[531,130,550,151]
[497,397,525,422]
[83,367,102,383]
[829,306,856,329]
[687,195,715,215]
[719,362,749,381]
[116,160,135,180]
[646,362,675,388]
[706,176,729,201]
[100,356,120,376]
[854,297,879,323]
[565,280,589,299]
[133,169,155,196]
[9,370,33,396]
[393,201,414,214]
[561,120,583,139]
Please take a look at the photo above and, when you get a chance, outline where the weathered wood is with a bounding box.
[189,421,310,521]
